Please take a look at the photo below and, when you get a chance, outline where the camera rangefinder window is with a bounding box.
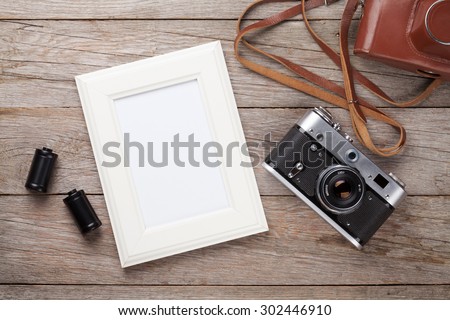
[374,174,389,189]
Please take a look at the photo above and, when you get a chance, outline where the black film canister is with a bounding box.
[63,189,102,234]
[25,147,58,193]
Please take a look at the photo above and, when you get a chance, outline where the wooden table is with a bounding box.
[1,0,449,299]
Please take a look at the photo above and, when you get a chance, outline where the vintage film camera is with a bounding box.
[263,107,407,248]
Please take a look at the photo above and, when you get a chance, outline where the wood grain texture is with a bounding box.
[0,0,345,20]
[0,108,448,196]
[1,195,449,285]
[1,0,450,300]
[2,285,450,300]
[1,20,449,109]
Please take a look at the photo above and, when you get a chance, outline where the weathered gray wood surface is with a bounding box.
[0,108,448,196]
[1,195,449,285]
[0,0,347,20]
[2,285,450,300]
[1,0,449,299]
[1,19,449,109]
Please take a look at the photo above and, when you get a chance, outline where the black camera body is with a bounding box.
[263,107,407,248]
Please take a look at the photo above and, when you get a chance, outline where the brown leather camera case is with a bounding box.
[354,0,450,80]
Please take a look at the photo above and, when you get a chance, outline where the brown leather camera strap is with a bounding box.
[234,0,443,157]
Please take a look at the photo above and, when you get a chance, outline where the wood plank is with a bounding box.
[1,20,449,109]
[2,285,449,299]
[0,0,346,20]
[0,108,448,196]
[1,0,447,301]
[1,195,449,285]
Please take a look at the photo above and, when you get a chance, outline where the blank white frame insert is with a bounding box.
[75,41,268,267]
[114,80,229,229]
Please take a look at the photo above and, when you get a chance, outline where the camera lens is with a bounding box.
[316,165,365,215]
[332,179,352,200]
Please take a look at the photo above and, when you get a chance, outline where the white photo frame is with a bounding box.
[75,41,268,268]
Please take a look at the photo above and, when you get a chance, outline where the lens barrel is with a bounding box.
[316,165,365,215]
